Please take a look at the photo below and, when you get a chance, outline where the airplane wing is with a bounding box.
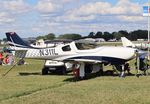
[54,55,121,64]
[63,59,102,63]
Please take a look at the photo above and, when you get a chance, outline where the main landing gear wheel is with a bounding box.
[42,67,49,75]
[58,66,67,75]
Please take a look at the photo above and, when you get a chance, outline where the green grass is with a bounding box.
[1,59,150,104]
[98,42,122,46]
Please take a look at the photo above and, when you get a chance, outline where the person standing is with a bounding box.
[143,56,149,75]
[7,53,15,65]
[0,51,3,65]
[3,54,9,65]
[135,53,149,77]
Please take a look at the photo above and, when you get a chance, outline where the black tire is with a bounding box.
[56,66,67,75]
[85,64,92,73]
[97,69,104,76]
[42,67,49,75]
[61,66,67,75]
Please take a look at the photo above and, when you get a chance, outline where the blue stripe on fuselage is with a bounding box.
[65,56,126,64]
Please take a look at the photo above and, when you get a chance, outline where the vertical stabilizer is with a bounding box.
[121,37,135,47]
[6,32,32,48]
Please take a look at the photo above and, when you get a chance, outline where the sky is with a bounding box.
[0,0,149,39]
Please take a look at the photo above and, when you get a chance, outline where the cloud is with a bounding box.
[2,0,30,14]
[117,15,144,22]
[111,0,141,15]
[31,19,147,37]
[59,0,143,22]
[71,2,112,16]
[35,0,62,14]
[30,0,146,36]
[56,14,96,22]
[0,0,147,39]
[61,0,74,3]
[0,12,15,24]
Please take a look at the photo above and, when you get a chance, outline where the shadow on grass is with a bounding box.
[18,72,73,76]
[63,72,136,82]
[18,72,103,82]
[63,72,104,82]
[18,71,135,80]
[19,72,41,76]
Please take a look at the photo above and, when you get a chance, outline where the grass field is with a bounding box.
[0,41,150,104]
[1,59,150,104]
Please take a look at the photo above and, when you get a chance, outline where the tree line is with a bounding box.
[1,29,148,42]
[36,29,148,41]
[87,30,148,41]
[36,33,82,40]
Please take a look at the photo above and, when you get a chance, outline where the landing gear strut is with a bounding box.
[72,62,85,79]
[114,64,125,78]
[119,65,125,78]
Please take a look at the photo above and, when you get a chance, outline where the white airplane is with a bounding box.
[30,39,55,48]
[6,32,136,78]
[30,39,70,48]
[121,37,148,50]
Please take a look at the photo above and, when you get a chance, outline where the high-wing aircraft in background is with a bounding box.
[121,37,150,76]
[6,32,136,78]
[121,37,149,50]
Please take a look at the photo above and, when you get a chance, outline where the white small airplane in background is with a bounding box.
[6,32,136,78]
[30,39,55,48]
[121,37,148,50]
[30,39,71,48]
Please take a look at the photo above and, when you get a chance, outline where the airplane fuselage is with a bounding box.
[12,42,136,64]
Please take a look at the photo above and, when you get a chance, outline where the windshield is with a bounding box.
[75,43,98,50]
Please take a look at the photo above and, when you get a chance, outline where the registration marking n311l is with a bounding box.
[39,49,58,56]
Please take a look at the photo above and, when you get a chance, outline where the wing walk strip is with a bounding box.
[0,81,70,102]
